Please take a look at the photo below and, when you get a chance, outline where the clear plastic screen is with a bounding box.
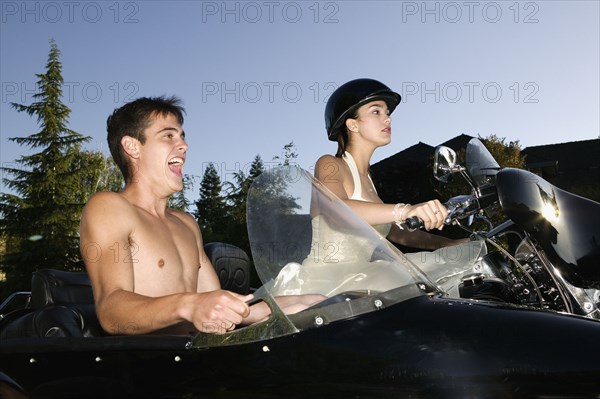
[247,166,436,299]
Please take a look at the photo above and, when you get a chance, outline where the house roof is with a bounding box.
[375,135,599,170]
[522,139,600,170]
[372,135,599,192]
[374,134,474,168]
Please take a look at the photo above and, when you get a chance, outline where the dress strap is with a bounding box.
[342,152,377,201]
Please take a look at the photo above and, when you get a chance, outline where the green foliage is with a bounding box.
[0,40,103,296]
[437,135,523,198]
[194,164,229,243]
[195,143,300,287]
[88,153,124,193]
[480,134,524,169]
[168,174,193,212]
[273,141,298,166]
[224,155,266,257]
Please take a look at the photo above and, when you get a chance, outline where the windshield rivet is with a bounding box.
[418,284,426,291]
[583,302,594,312]
[314,316,324,326]
[95,356,102,363]
[262,345,270,352]
[374,299,383,309]
[174,356,182,362]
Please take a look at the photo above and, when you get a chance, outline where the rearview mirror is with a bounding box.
[433,146,458,183]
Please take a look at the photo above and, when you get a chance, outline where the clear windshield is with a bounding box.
[192,165,482,348]
[192,166,488,348]
[465,139,501,187]
[247,166,436,298]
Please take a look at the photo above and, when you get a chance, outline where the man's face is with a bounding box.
[135,112,188,195]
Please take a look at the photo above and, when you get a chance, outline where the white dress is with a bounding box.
[270,153,415,297]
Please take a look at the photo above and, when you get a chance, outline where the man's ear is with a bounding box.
[121,136,140,159]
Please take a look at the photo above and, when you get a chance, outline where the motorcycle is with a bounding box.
[0,138,599,398]
[405,138,600,319]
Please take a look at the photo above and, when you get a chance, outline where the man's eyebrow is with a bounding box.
[156,127,183,135]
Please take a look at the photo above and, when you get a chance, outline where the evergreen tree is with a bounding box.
[227,155,265,224]
[223,155,265,265]
[168,174,193,212]
[194,164,229,243]
[0,39,93,294]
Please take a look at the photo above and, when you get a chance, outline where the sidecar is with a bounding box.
[1,166,599,399]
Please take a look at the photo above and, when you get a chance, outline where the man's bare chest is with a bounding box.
[129,213,199,295]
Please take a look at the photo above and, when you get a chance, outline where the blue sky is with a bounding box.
[1,1,599,195]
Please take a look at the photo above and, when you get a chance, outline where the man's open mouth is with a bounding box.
[168,157,184,177]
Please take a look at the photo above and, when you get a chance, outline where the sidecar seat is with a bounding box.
[205,242,251,295]
[0,268,102,339]
[0,242,252,339]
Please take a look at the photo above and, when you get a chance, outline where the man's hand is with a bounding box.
[187,291,253,334]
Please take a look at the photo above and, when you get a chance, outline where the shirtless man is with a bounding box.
[80,96,319,335]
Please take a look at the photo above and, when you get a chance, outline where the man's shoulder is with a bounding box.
[168,208,198,227]
[86,191,129,206]
[83,191,133,217]
[80,192,135,240]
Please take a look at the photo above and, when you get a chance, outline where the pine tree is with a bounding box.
[227,155,265,224]
[0,39,93,293]
[168,174,193,212]
[221,155,265,262]
[194,164,229,243]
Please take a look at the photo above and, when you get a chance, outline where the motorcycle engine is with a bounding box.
[458,237,566,311]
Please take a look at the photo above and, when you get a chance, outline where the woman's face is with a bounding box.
[347,100,392,147]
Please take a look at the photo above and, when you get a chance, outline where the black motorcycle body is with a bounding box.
[429,139,600,319]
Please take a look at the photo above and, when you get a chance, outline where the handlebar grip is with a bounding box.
[404,216,423,231]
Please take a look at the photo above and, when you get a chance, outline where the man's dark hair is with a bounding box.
[107,96,185,181]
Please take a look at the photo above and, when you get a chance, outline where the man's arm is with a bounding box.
[80,192,251,335]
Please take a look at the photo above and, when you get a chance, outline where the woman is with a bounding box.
[271,79,475,298]
[315,78,461,250]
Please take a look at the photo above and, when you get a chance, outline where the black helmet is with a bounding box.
[325,78,401,141]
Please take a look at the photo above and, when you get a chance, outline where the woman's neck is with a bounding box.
[345,146,375,175]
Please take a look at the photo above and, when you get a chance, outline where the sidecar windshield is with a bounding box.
[248,166,435,305]
[192,166,458,348]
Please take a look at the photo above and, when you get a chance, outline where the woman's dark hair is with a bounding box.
[335,108,359,157]
[106,96,185,181]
